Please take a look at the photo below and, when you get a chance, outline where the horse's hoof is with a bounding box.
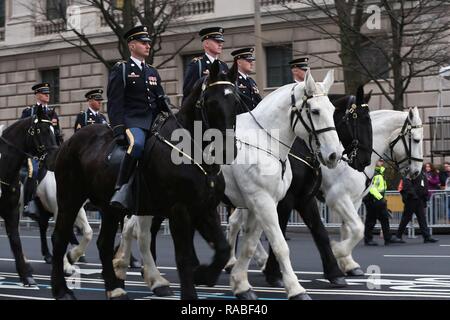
[64,268,75,277]
[289,292,312,300]
[194,265,216,287]
[44,254,53,264]
[266,277,284,287]
[153,286,173,297]
[22,276,37,287]
[109,294,129,300]
[346,267,365,277]
[236,289,258,300]
[328,277,347,288]
[224,265,233,274]
[117,279,125,289]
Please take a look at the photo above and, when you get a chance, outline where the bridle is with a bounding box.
[336,96,371,165]
[289,84,337,160]
[0,116,55,161]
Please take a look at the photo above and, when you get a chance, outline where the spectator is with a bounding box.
[439,162,450,189]
[395,171,439,243]
[424,163,440,192]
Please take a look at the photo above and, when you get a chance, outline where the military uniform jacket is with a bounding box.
[107,58,165,130]
[236,73,262,113]
[21,104,62,142]
[183,54,229,100]
[74,108,108,132]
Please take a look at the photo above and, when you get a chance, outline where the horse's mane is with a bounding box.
[3,117,32,136]
[181,77,206,110]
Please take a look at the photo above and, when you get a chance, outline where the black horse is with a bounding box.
[262,86,373,287]
[51,61,239,300]
[149,86,373,286]
[0,105,58,286]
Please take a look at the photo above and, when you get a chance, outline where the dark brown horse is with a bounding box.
[51,61,240,300]
[0,105,58,286]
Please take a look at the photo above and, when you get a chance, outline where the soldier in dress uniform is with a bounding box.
[230,47,262,113]
[74,89,108,132]
[20,83,62,219]
[107,25,170,211]
[182,27,229,101]
[289,57,309,83]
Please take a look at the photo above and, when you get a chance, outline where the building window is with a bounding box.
[46,0,67,20]
[0,0,5,28]
[182,52,203,77]
[266,45,293,87]
[41,69,60,105]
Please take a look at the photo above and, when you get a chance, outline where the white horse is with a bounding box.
[222,70,340,300]
[114,70,341,299]
[321,108,423,274]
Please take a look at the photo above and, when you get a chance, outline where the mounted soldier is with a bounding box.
[74,89,108,132]
[107,25,170,211]
[20,83,61,218]
[182,26,229,101]
[230,47,262,113]
[289,57,309,83]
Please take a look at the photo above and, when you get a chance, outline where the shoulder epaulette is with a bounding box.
[146,63,155,68]
[192,56,203,62]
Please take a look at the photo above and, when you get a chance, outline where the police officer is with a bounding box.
[183,27,229,101]
[289,57,309,83]
[20,83,61,219]
[107,25,170,211]
[230,47,262,113]
[74,89,108,132]
[396,171,439,243]
[363,159,404,246]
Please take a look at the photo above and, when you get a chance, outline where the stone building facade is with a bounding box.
[0,0,449,162]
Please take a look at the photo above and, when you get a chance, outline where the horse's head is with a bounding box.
[291,69,341,168]
[26,105,58,160]
[333,85,373,172]
[193,60,239,164]
[389,107,423,179]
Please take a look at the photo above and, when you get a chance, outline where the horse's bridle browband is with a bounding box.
[290,84,337,157]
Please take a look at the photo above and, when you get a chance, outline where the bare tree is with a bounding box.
[268,0,450,110]
[27,0,194,69]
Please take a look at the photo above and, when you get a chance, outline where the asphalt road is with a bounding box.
[1,225,450,301]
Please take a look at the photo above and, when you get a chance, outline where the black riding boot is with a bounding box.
[23,177,40,220]
[110,153,137,211]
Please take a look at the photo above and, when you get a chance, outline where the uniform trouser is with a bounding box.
[125,128,147,160]
[396,199,431,239]
[364,199,392,242]
[23,158,39,205]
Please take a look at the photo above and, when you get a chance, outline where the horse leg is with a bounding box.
[263,197,291,287]
[299,200,347,286]
[135,215,172,297]
[39,210,53,264]
[150,216,164,262]
[66,207,93,267]
[224,208,244,272]
[192,207,230,287]
[51,197,85,299]
[3,205,35,286]
[96,210,129,299]
[113,215,136,281]
[328,197,364,275]
[230,209,264,299]
[253,239,268,271]
[169,205,198,300]
[250,198,310,300]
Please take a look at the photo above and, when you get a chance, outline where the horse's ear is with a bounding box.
[408,107,415,122]
[209,60,220,82]
[322,69,334,93]
[364,89,373,104]
[355,85,364,105]
[304,70,316,96]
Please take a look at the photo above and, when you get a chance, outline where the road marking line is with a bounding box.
[384,255,450,258]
